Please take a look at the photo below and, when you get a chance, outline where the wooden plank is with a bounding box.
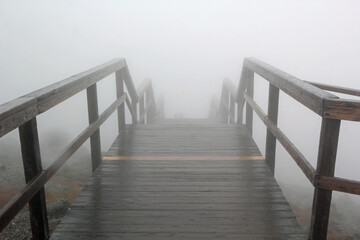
[18,118,49,240]
[223,78,237,98]
[307,81,360,97]
[316,175,360,195]
[103,156,264,160]
[309,118,340,240]
[115,69,125,131]
[50,120,304,240]
[0,58,126,137]
[265,84,279,175]
[87,84,102,172]
[244,57,338,116]
[323,98,360,121]
[245,70,254,135]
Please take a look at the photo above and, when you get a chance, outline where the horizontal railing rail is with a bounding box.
[0,58,160,239]
[213,57,360,240]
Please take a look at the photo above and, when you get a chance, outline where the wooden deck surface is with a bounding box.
[51,119,306,239]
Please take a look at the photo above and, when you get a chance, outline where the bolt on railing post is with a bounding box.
[245,71,254,135]
[309,118,341,240]
[115,69,125,133]
[139,95,145,124]
[87,83,102,172]
[19,117,49,240]
[265,83,279,175]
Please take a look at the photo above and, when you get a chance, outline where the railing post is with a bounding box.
[309,118,341,240]
[115,69,125,132]
[245,71,254,135]
[221,88,229,123]
[131,97,138,124]
[19,117,49,240]
[265,84,279,175]
[230,95,235,124]
[139,95,145,124]
[87,84,102,172]
[146,87,156,123]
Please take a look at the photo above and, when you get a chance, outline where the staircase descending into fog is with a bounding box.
[1,58,360,240]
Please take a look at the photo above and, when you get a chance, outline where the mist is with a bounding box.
[1,0,360,237]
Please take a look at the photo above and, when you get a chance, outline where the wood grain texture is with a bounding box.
[244,57,338,116]
[50,119,305,239]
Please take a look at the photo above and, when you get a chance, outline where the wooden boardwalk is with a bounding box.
[51,119,306,240]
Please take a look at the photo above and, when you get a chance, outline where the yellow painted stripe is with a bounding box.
[102,156,264,161]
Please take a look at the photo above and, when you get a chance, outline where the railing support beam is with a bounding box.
[116,69,125,132]
[19,117,49,240]
[310,118,341,240]
[87,84,102,172]
[265,84,279,175]
[245,71,254,135]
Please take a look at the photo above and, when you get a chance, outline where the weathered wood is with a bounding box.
[103,156,264,160]
[323,98,360,121]
[18,117,49,240]
[131,97,138,124]
[307,81,360,97]
[220,87,229,123]
[265,84,279,175]
[230,95,235,124]
[0,58,126,138]
[316,176,360,195]
[237,66,249,124]
[122,63,139,102]
[244,58,338,116]
[223,78,237,99]
[244,93,316,184]
[146,86,157,123]
[116,69,126,132]
[87,84,102,172]
[136,79,151,101]
[51,121,305,239]
[246,74,254,135]
[139,96,145,124]
[310,118,341,240]
[0,94,127,232]
[125,96,137,123]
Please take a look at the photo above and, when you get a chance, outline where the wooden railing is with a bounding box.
[213,57,360,240]
[0,58,160,239]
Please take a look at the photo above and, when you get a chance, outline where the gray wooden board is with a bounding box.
[51,120,306,239]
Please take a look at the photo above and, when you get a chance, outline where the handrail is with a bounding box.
[218,78,237,123]
[0,58,160,239]
[212,57,360,240]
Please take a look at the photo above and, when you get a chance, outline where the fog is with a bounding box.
[1,0,360,236]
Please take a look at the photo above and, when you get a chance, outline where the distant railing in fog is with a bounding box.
[0,58,162,239]
[212,57,360,240]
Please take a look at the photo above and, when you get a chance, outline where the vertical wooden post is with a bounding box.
[19,117,49,240]
[245,71,254,135]
[115,69,125,133]
[230,95,235,124]
[139,95,145,124]
[309,118,341,240]
[265,84,279,175]
[87,84,102,172]
[221,89,229,123]
[146,88,156,123]
[131,97,138,124]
